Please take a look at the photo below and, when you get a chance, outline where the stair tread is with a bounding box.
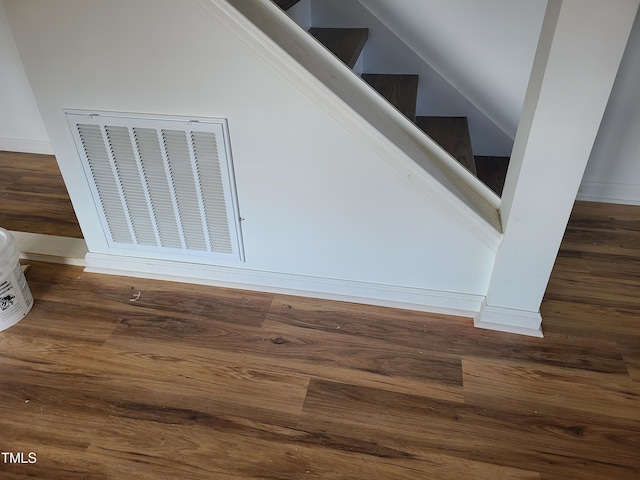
[309,28,369,69]
[475,156,509,197]
[415,116,477,175]
[274,0,302,10]
[362,74,419,121]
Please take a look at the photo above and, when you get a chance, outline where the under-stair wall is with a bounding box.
[230,0,503,231]
[4,0,498,315]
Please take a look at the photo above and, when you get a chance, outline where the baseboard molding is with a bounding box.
[84,252,482,318]
[11,231,87,266]
[0,137,53,155]
[11,237,548,337]
[474,298,543,337]
[577,181,640,206]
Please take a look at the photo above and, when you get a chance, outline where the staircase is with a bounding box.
[275,0,509,196]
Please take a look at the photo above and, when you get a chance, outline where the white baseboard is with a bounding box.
[13,233,554,336]
[11,236,547,337]
[474,297,543,337]
[84,252,482,318]
[0,137,53,155]
[577,181,640,206]
[11,231,87,266]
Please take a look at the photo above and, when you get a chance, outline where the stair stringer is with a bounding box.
[208,0,503,251]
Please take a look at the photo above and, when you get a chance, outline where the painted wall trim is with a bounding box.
[10,232,545,338]
[12,231,87,266]
[85,252,483,318]
[577,181,640,206]
[0,137,53,155]
[474,297,543,337]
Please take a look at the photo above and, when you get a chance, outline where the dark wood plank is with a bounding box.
[274,0,302,11]
[475,155,509,196]
[543,201,640,386]
[0,196,82,238]
[261,296,630,375]
[0,150,83,238]
[89,414,515,480]
[362,74,419,121]
[299,379,640,479]
[416,116,477,174]
[106,295,465,402]
[463,357,640,421]
[309,28,368,69]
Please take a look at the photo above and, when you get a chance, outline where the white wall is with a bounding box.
[4,0,495,307]
[579,9,640,205]
[358,0,547,140]
[0,1,50,153]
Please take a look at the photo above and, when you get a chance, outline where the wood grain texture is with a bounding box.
[0,150,83,238]
[362,74,419,121]
[416,116,477,174]
[308,28,368,68]
[0,194,639,478]
[475,155,509,196]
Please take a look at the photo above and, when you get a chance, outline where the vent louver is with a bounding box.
[66,111,244,262]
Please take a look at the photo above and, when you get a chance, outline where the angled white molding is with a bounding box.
[474,298,543,338]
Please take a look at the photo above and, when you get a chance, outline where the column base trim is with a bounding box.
[474,298,543,337]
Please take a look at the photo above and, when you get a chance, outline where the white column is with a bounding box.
[475,0,640,336]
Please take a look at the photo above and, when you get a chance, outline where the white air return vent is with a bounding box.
[66,110,244,262]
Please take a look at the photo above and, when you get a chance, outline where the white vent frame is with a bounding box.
[66,110,244,263]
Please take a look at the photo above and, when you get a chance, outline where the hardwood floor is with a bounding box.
[0,151,82,238]
[0,152,639,478]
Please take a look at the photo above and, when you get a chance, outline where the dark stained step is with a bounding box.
[309,28,369,69]
[274,0,302,10]
[475,156,510,197]
[362,74,419,121]
[415,116,477,175]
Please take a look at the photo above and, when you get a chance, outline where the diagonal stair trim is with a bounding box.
[198,0,503,250]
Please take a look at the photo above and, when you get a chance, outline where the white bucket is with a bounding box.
[0,228,33,332]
